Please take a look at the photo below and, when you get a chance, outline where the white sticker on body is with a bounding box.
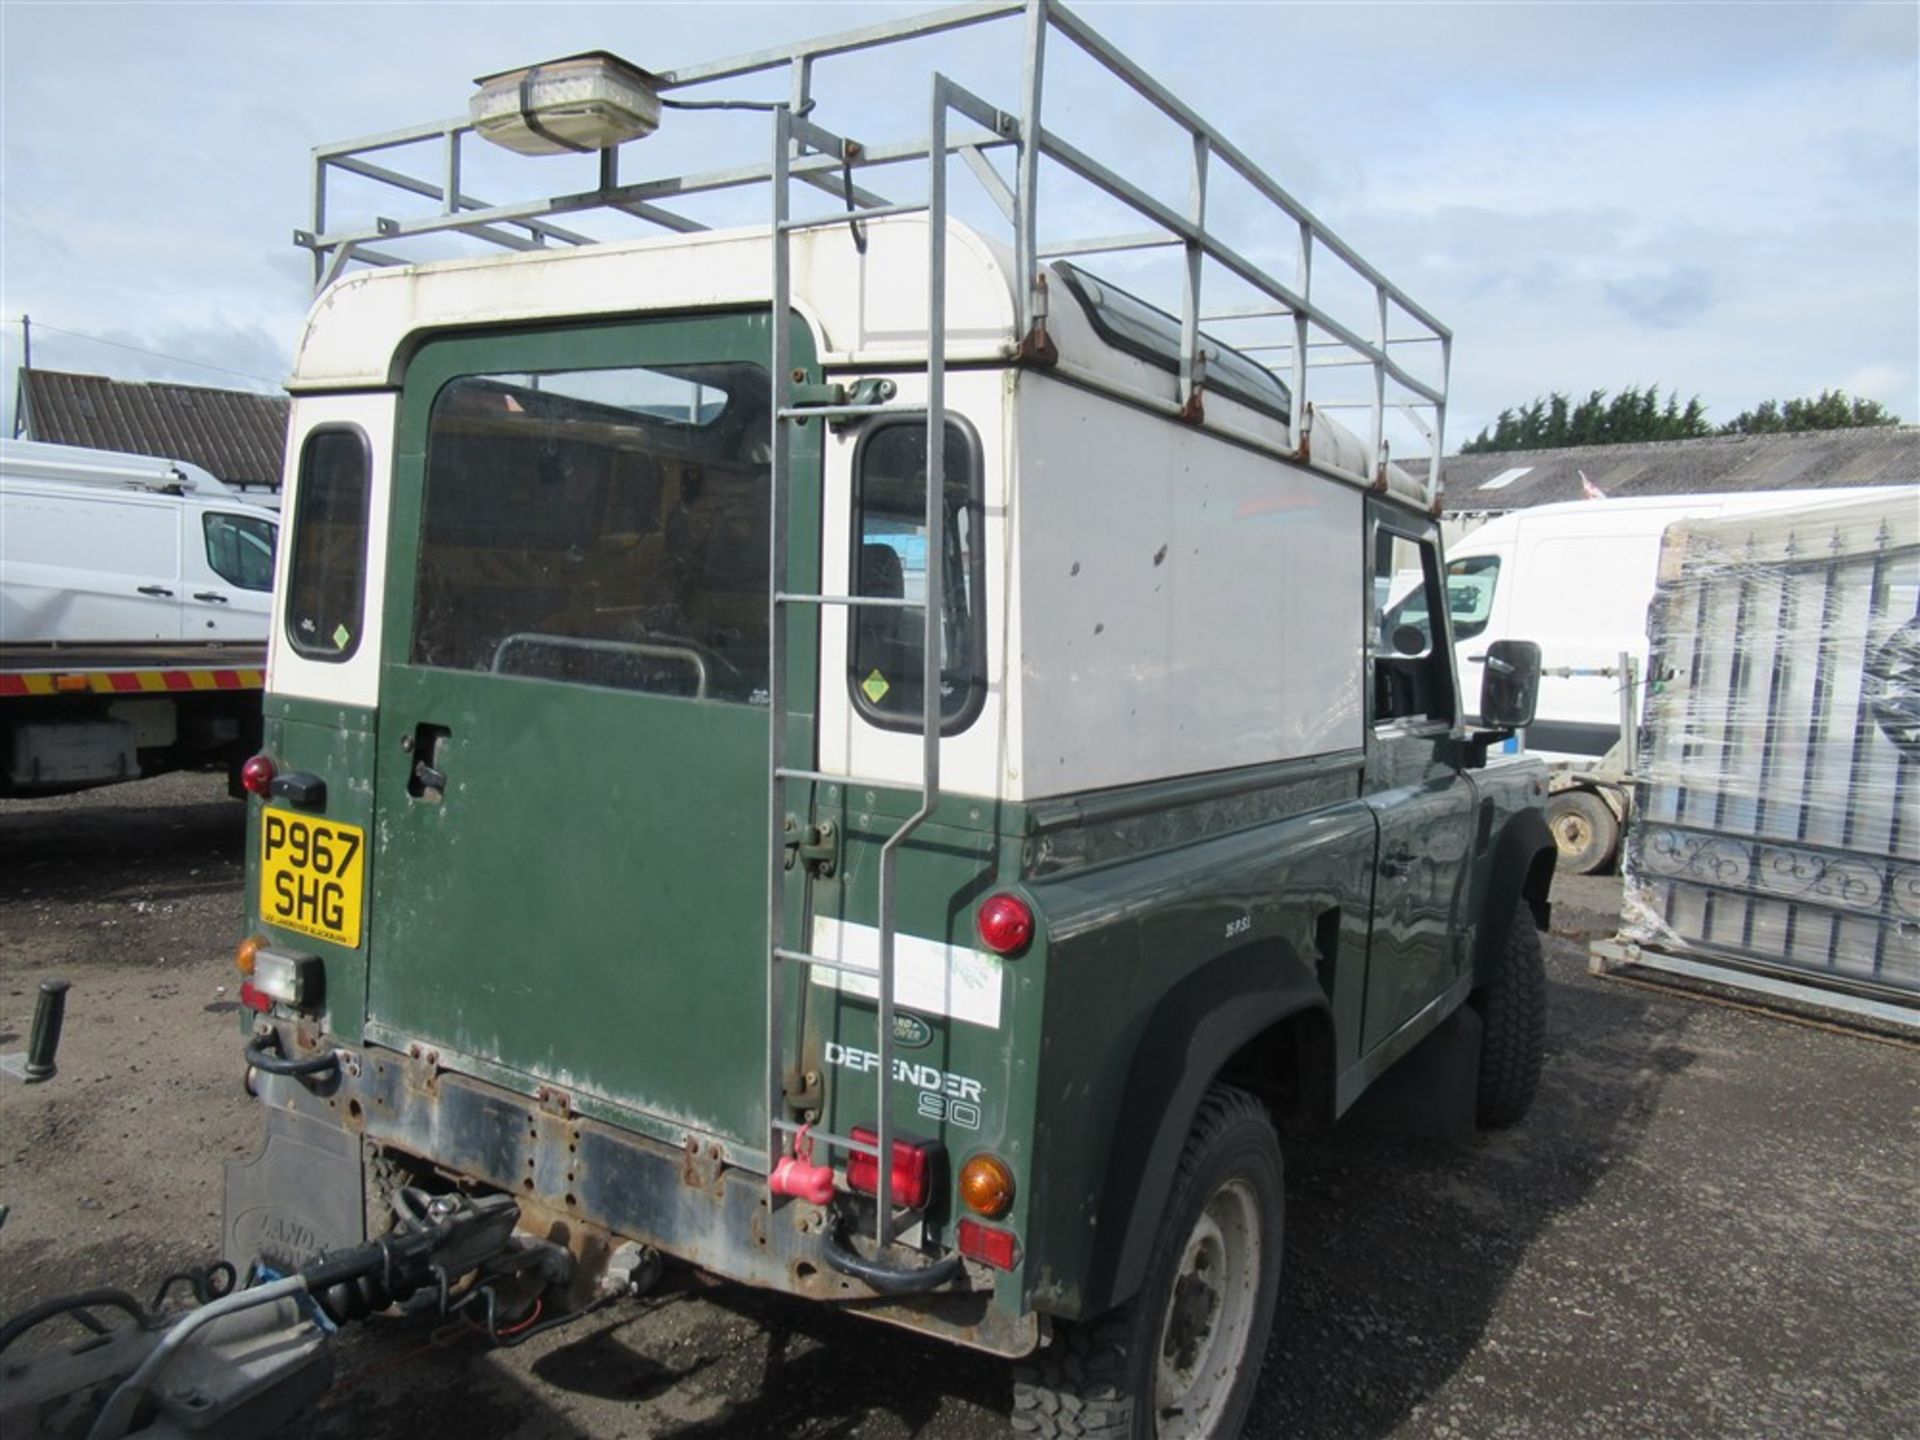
[808,917,1003,1030]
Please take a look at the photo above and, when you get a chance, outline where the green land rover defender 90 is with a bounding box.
[228,5,1555,1434]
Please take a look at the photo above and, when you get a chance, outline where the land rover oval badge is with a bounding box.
[892,1012,933,1049]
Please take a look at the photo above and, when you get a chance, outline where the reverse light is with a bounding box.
[958,1154,1016,1218]
[847,1126,939,1210]
[957,1219,1019,1270]
[976,894,1034,957]
[240,753,275,798]
[247,947,323,1010]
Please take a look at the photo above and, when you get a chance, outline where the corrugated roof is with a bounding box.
[1441,426,1920,514]
[17,369,289,488]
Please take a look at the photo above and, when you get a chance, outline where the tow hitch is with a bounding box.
[0,1187,638,1440]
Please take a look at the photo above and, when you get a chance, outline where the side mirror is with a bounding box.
[1479,639,1542,730]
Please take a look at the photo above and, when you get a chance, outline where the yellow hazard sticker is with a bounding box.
[862,669,891,703]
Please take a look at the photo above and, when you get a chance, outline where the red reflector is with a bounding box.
[957,1219,1019,1270]
[238,981,273,1013]
[976,894,1034,956]
[846,1126,935,1210]
[240,754,275,799]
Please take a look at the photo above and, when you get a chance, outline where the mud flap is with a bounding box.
[1348,1005,1483,1144]
[225,1106,366,1274]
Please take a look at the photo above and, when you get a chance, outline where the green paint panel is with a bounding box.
[247,698,380,1036]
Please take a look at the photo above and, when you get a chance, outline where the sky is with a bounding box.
[2,0,1915,455]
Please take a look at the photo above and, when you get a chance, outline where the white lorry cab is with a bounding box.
[1418,485,1904,871]
[1,438,279,645]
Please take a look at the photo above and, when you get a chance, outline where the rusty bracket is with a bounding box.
[534,1083,574,1119]
[1015,271,1059,367]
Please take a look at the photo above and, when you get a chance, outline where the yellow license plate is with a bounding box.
[260,811,366,949]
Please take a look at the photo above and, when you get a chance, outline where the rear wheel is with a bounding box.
[1473,917,1547,1128]
[1012,1085,1282,1438]
[1547,788,1618,874]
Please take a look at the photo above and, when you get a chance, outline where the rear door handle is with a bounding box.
[193,591,229,603]
[137,585,175,597]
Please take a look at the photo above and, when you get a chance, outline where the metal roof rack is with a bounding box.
[296,0,1451,503]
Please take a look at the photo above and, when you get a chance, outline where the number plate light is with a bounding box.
[249,948,323,1010]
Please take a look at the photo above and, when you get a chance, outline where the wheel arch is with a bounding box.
[1075,941,1326,1319]
[1474,806,1556,991]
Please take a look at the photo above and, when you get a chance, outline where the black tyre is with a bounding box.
[1473,917,1547,1128]
[1012,1085,1283,1439]
[1547,788,1618,875]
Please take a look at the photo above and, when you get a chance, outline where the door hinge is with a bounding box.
[785,379,845,422]
[783,816,839,878]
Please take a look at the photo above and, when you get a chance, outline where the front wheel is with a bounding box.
[1012,1085,1283,1439]
[1473,916,1548,1128]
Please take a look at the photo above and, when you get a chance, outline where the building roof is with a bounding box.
[16,369,289,489]
[1441,425,1920,515]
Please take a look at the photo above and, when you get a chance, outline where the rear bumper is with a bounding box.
[242,1035,1039,1358]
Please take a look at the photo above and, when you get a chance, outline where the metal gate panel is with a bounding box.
[1623,491,1920,1001]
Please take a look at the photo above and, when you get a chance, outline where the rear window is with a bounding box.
[285,429,370,660]
[203,511,277,592]
[410,361,773,703]
[849,418,985,733]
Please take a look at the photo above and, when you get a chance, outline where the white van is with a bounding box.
[1434,487,1900,762]
[1,440,279,645]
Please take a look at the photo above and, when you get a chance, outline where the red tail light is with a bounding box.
[846,1126,939,1210]
[241,753,276,798]
[957,1219,1019,1270]
[238,981,273,1013]
[976,894,1034,956]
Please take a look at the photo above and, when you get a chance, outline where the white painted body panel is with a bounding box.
[264,395,397,707]
[808,917,1003,1030]
[0,474,278,645]
[1012,374,1364,797]
[290,218,1017,392]
[1449,486,1907,762]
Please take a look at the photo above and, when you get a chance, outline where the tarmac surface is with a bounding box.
[2,771,1916,1438]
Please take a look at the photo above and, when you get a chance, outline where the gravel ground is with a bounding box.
[2,773,1916,1438]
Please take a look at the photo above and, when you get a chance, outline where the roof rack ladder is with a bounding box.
[763,80,956,1257]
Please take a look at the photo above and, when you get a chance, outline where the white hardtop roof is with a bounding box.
[290,214,1016,390]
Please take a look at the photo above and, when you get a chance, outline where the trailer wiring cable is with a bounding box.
[147,1260,237,1314]
[0,1288,152,1356]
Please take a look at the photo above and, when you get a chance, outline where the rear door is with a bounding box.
[365,312,818,1153]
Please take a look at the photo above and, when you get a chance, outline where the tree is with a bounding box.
[1461,384,1713,454]
[1720,390,1902,435]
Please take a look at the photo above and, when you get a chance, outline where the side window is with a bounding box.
[411,363,771,703]
[849,419,985,733]
[1373,528,1456,726]
[202,511,278,592]
[285,428,370,660]
[1445,555,1499,641]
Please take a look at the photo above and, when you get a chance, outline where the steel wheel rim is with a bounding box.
[1153,1177,1262,1437]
